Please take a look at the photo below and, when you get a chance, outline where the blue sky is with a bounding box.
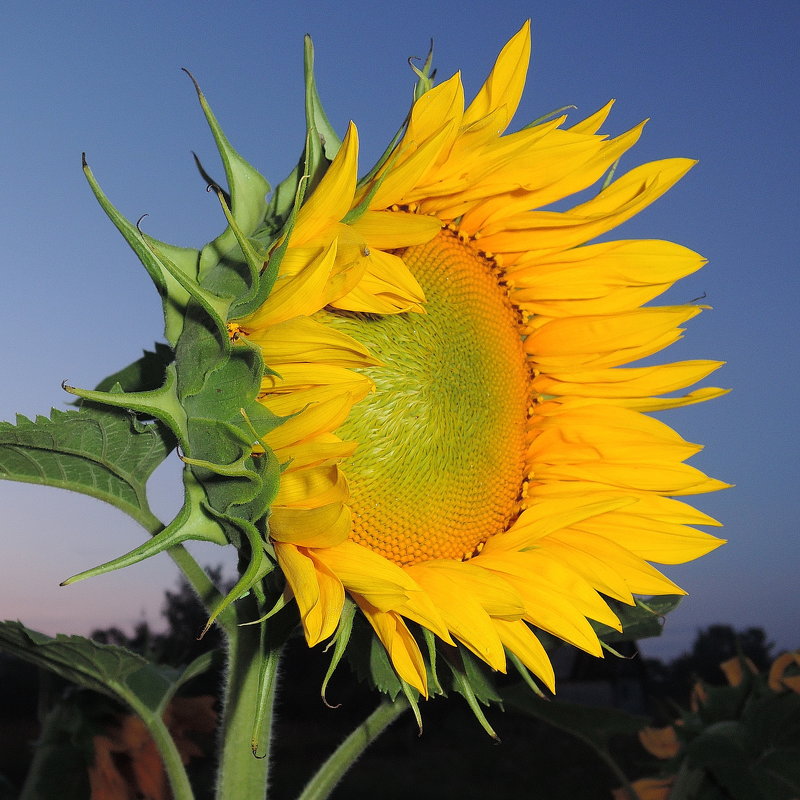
[1,1,798,662]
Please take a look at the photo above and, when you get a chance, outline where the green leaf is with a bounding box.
[0,621,157,709]
[593,595,683,643]
[0,403,174,526]
[0,621,218,720]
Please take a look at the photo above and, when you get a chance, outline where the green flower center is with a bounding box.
[321,230,531,566]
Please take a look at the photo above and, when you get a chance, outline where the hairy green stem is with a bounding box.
[215,604,279,799]
[297,699,408,800]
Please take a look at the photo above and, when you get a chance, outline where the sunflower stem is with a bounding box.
[296,699,408,800]
[215,602,277,800]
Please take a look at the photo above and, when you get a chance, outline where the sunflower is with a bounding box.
[234,21,727,695]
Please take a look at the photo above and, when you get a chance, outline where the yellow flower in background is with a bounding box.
[235,21,727,694]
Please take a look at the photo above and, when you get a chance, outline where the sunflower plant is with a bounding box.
[0,22,727,799]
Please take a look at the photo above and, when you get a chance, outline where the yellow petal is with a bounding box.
[261,393,356,451]
[249,315,380,368]
[354,599,428,695]
[368,120,458,210]
[415,560,525,618]
[260,365,373,417]
[493,619,556,692]
[526,306,703,370]
[408,562,508,671]
[243,239,339,327]
[478,549,622,631]
[483,496,634,553]
[622,387,730,412]
[513,576,604,656]
[533,534,634,604]
[510,239,706,316]
[275,542,344,645]
[546,529,687,596]
[293,122,359,242]
[534,459,725,496]
[534,360,724,399]
[275,434,356,473]
[274,464,348,509]
[462,21,531,132]
[477,159,696,256]
[530,403,704,466]
[316,540,418,611]
[568,100,615,135]
[269,501,351,548]
[351,210,441,248]
[312,549,455,643]
[571,512,725,565]
[331,249,425,314]
[405,73,464,156]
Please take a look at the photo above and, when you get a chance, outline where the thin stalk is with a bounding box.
[130,702,196,800]
[297,699,408,800]
[215,603,279,799]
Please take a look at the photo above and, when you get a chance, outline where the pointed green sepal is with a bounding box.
[142,232,233,345]
[249,602,296,759]
[508,651,547,698]
[62,367,187,448]
[302,36,342,191]
[321,598,357,707]
[442,647,502,740]
[238,590,290,627]
[421,628,444,696]
[210,187,269,309]
[400,681,423,734]
[411,39,435,101]
[94,343,174,395]
[200,515,274,636]
[182,70,271,282]
[523,105,577,129]
[262,38,341,229]
[601,157,621,191]
[60,466,229,586]
[82,155,199,345]
[591,595,683,644]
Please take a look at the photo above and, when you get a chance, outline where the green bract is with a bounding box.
[18,41,341,629]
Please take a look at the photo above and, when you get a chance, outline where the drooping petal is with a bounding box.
[274,542,344,645]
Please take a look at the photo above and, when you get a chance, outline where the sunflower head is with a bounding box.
[229,21,728,727]
[73,22,727,732]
